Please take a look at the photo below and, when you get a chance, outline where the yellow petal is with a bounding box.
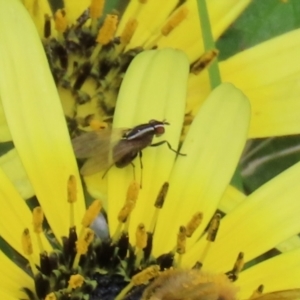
[276,235,300,253]
[158,0,251,62]
[0,250,33,298]
[107,49,189,237]
[221,29,300,138]
[0,97,11,141]
[155,83,250,255]
[0,167,52,263]
[218,185,246,214]
[0,0,85,240]
[238,248,300,298]
[185,161,300,271]
[0,149,34,199]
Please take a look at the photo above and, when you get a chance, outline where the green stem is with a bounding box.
[197,0,221,89]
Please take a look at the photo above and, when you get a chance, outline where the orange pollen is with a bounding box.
[131,265,160,286]
[54,9,68,33]
[186,212,203,237]
[81,199,102,227]
[32,207,44,233]
[96,14,118,45]
[22,228,33,255]
[90,0,105,19]
[121,18,138,45]
[68,274,84,289]
[161,6,189,36]
[89,119,108,130]
[136,223,147,249]
[67,175,77,203]
[177,226,186,254]
[76,229,94,255]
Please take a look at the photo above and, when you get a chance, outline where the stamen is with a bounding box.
[90,0,105,19]
[96,14,118,45]
[54,9,68,34]
[176,226,187,267]
[44,14,51,39]
[226,252,244,281]
[81,199,102,227]
[118,181,139,223]
[45,293,56,300]
[135,223,147,268]
[250,285,264,299]
[198,213,221,265]
[115,265,160,300]
[67,175,77,228]
[32,206,44,253]
[120,18,138,46]
[186,212,203,237]
[161,6,189,36]
[149,182,169,233]
[68,274,84,290]
[190,49,219,75]
[22,229,38,275]
[73,228,94,269]
[90,0,105,33]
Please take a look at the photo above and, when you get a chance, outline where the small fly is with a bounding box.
[72,120,186,181]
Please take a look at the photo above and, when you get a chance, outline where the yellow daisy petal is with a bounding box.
[107,49,189,237]
[221,29,300,138]
[0,149,34,199]
[239,248,300,298]
[155,83,250,255]
[0,0,85,240]
[0,167,52,263]
[218,185,246,214]
[0,250,33,298]
[185,161,300,271]
[0,97,11,141]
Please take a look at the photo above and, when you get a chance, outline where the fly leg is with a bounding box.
[150,140,186,156]
[102,163,115,179]
[130,161,136,181]
[139,151,143,188]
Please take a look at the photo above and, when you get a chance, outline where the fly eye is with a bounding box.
[155,126,165,136]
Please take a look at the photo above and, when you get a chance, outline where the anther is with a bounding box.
[68,175,77,228]
[226,252,244,281]
[45,293,57,300]
[161,6,189,36]
[81,199,102,227]
[136,223,147,249]
[118,181,139,222]
[186,212,203,237]
[54,9,68,33]
[96,14,118,45]
[90,0,105,19]
[176,226,186,255]
[131,265,160,286]
[67,175,77,203]
[33,207,44,234]
[250,285,264,299]
[22,228,38,275]
[207,213,221,242]
[190,49,219,75]
[33,206,45,253]
[68,274,84,290]
[73,228,94,269]
[154,182,169,208]
[120,18,138,45]
[44,14,51,39]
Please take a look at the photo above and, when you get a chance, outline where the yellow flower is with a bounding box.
[0,0,300,299]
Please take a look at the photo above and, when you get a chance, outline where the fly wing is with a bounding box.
[253,289,300,300]
[72,129,112,159]
[71,128,129,175]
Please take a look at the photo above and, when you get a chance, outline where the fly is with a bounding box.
[72,119,186,181]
